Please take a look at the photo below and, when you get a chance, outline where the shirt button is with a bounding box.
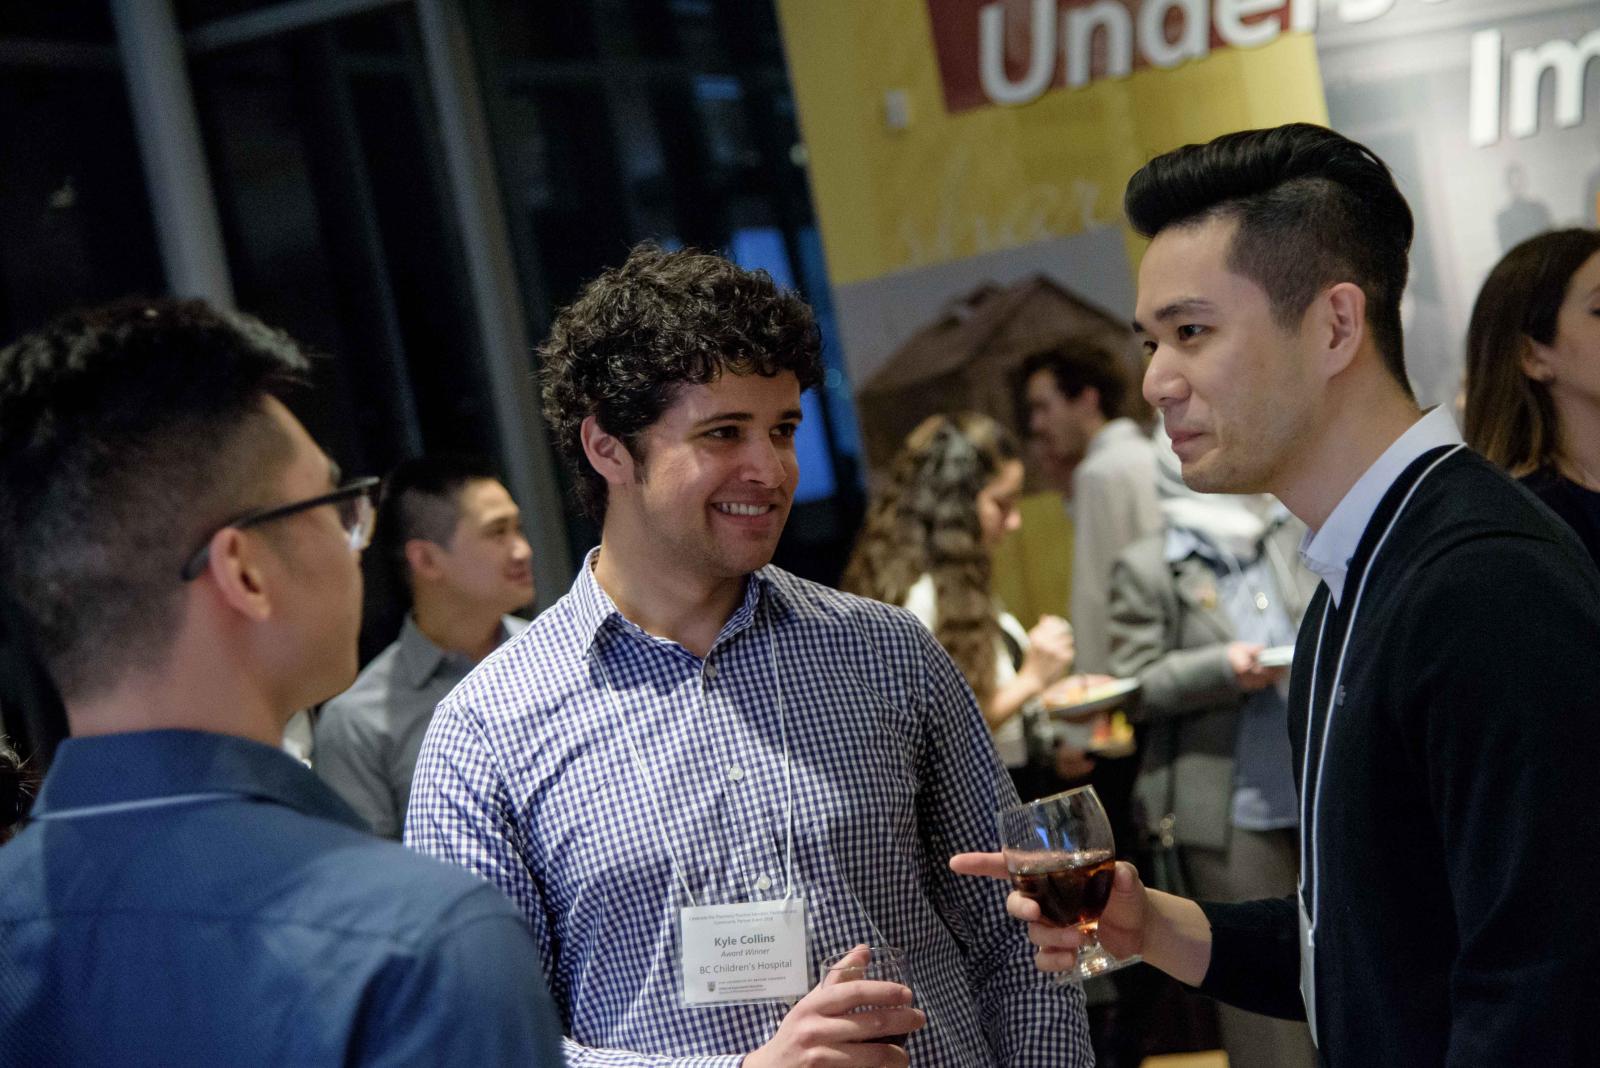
[727,765,745,782]
[704,662,718,680]
[754,874,772,892]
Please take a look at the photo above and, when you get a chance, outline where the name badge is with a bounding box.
[1298,895,1318,1046]
[680,898,810,1006]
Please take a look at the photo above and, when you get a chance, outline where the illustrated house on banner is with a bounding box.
[854,275,1138,473]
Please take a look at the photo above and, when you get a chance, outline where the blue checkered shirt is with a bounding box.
[406,551,1091,1066]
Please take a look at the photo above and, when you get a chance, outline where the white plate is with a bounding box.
[1257,645,1295,669]
[1043,677,1141,718]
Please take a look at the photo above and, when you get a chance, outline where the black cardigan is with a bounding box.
[1198,447,1600,1067]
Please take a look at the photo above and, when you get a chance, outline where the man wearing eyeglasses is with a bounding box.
[0,299,562,1067]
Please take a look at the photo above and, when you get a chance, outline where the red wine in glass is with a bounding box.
[1008,849,1116,928]
[999,786,1138,980]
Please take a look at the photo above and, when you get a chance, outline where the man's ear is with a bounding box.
[579,415,636,487]
[204,527,273,623]
[1520,337,1557,384]
[404,538,445,582]
[1070,385,1103,417]
[1318,282,1368,379]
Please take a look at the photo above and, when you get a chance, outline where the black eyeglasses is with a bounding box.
[180,476,382,582]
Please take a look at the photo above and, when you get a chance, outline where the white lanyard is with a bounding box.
[1298,445,1464,937]
[30,792,239,821]
[591,599,795,909]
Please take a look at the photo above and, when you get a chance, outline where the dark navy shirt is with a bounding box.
[1521,466,1600,570]
[0,729,564,1067]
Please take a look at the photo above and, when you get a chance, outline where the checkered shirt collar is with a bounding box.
[568,545,788,653]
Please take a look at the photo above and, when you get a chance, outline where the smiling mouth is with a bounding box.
[713,502,777,517]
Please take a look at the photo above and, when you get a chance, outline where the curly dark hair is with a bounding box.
[0,298,309,700]
[539,244,823,519]
[0,735,38,844]
[841,412,1021,703]
[1125,123,1415,397]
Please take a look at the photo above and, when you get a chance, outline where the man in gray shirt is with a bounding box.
[1021,341,1161,675]
[315,454,533,837]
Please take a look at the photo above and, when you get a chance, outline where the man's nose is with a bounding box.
[1142,347,1186,409]
[745,438,788,486]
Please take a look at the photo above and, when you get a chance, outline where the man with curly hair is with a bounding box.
[406,245,1091,1067]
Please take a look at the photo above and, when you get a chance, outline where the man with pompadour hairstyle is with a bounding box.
[0,299,561,1067]
[956,123,1600,1068]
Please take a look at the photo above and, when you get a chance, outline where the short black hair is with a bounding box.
[1125,123,1414,395]
[1019,339,1128,419]
[539,244,823,519]
[0,299,309,700]
[375,452,502,579]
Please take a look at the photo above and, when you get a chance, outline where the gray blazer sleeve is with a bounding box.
[1106,541,1240,722]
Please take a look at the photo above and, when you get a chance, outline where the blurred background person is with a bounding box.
[315,453,533,838]
[1020,340,1160,675]
[1018,342,1157,912]
[1495,163,1555,254]
[1464,228,1600,566]
[1107,434,1319,1068]
[987,436,1079,685]
[842,412,1079,800]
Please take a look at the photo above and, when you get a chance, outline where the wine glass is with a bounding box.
[998,785,1137,981]
[823,945,911,1048]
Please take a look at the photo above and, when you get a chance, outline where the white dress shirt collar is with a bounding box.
[1299,406,1464,606]
[1087,417,1142,459]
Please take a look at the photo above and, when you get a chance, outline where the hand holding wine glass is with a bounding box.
[997,786,1139,981]
[948,851,1215,988]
